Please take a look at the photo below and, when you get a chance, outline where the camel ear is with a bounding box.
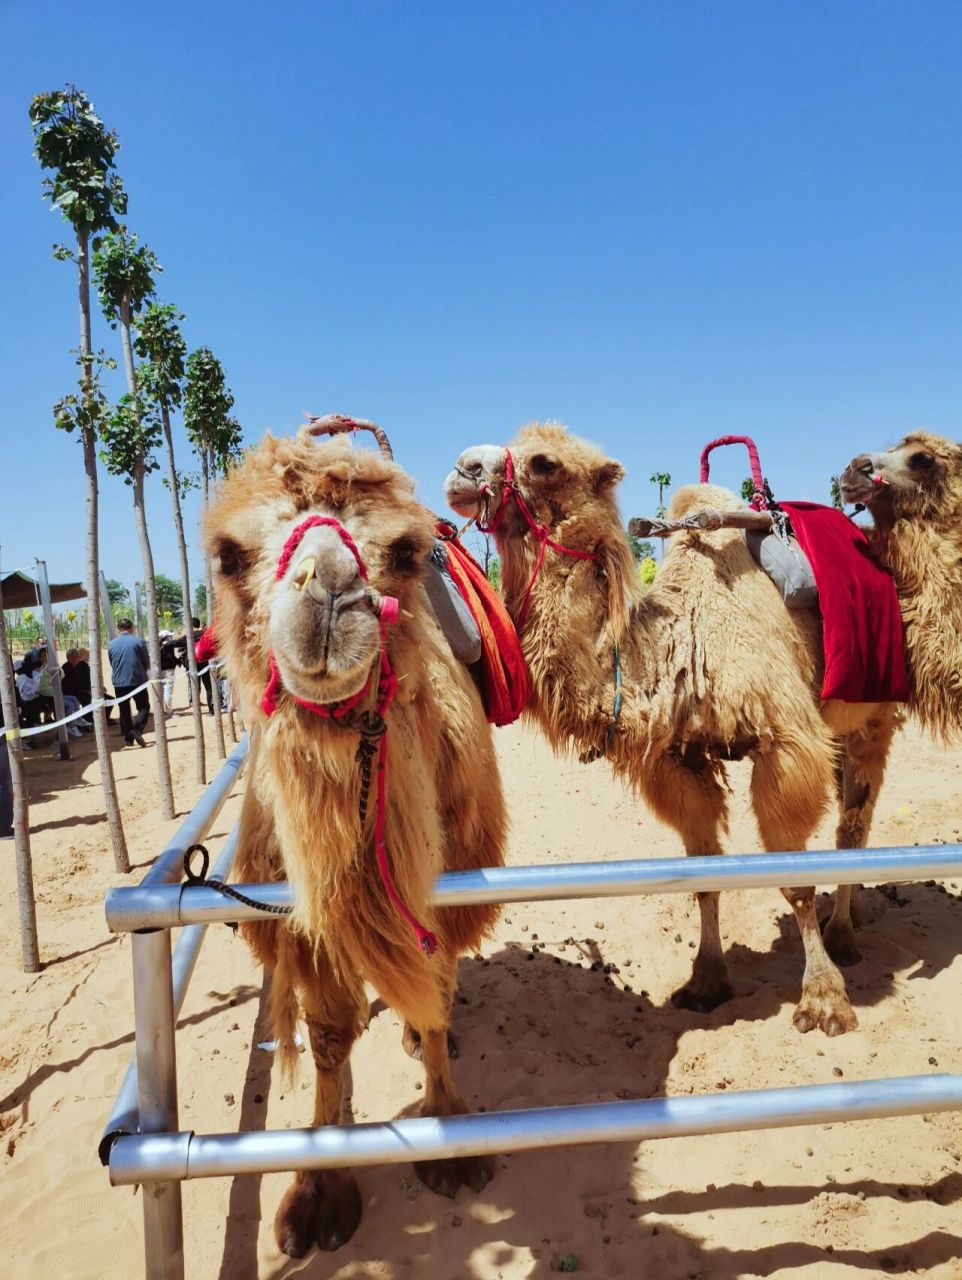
[594,459,624,494]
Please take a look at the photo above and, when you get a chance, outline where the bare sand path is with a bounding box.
[1,692,960,1279]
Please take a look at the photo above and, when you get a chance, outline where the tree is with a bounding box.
[194,582,207,621]
[649,471,671,559]
[136,302,206,780]
[105,577,130,605]
[830,476,844,510]
[30,84,129,872]
[154,574,184,620]
[94,226,175,818]
[628,533,655,562]
[184,347,242,758]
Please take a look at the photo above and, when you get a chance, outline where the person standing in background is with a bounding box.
[108,619,150,747]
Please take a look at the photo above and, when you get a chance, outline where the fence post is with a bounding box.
[132,929,184,1280]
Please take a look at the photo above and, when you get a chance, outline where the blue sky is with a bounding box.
[2,1,960,600]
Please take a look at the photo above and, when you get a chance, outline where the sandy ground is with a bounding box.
[1,676,961,1280]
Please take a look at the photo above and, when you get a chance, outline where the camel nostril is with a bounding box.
[292,556,317,591]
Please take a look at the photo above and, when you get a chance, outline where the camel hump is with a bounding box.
[667,482,743,520]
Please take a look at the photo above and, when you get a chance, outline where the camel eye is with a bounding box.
[910,452,935,471]
[390,537,420,574]
[215,538,250,578]
[529,453,560,478]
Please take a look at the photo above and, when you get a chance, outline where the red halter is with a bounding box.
[478,449,599,626]
[261,514,436,956]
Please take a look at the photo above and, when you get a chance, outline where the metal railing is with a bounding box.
[100,737,962,1280]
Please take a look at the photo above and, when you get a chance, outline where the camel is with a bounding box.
[446,422,909,1039]
[840,430,962,741]
[205,427,506,1257]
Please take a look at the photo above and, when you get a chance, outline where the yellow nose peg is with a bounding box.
[292,556,317,591]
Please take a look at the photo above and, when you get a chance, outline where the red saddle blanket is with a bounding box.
[435,522,532,726]
[779,502,909,703]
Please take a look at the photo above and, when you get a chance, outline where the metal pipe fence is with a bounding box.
[100,733,962,1280]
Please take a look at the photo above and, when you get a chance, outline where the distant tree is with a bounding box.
[137,302,206,780]
[105,577,130,605]
[628,533,655,562]
[639,557,658,587]
[830,476,844,510]
[194,582,207,621]
[740,477,756,503]
[649,471,671,560]
[184,347,242,757]
[30,84,128,871]
[487,557,502,592]
[94,226,175,818]
[153,574,184,620]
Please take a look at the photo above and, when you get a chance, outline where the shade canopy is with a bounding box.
[0,570,86,610]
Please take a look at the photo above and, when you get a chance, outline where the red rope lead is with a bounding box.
[481,449,599,626]
[262,513,435,956]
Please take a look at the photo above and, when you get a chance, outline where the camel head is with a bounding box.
[840,431,962,524]
[205,429,435,711]
[446,421,636,639]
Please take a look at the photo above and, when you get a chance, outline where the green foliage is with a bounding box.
[29,85,127,237]
[194,582,207,620]
[487,557,502,591]
[52,349,115,436]
[92,226,161,326]
[830,475,843,509]
[99,393,162,481]
[740,477,757,502]
[135,303,187,410]
[649,470,671,520]
[184,348,243,472]
[639,556,657,587]
[154,574,184,621]
[105,578,130,605]
[628,534,654,562]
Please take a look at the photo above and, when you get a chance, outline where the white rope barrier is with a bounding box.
[2,662,225,741]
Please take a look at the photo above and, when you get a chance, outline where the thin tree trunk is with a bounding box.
[120,298,175,818]
[0,583,40,971]
[159,402,206,784]
[77,228,128,872]
[200,447,225,758]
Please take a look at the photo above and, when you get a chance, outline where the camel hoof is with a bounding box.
[402,1024,459,1061]
[792,980,858,1038]
[458,1153,495,1193]
[275,1180,319,1258]
[274,1172,361,1258]
[670,979,735,1014]
[315,1172,362,1252]
[416,1157,464,1199]
[823,925,863,968]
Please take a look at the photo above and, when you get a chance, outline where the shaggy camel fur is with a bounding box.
[205,430,506,1257]
[447,423,906,1038]
[841,430,962,741]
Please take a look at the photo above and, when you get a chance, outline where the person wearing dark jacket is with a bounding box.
[108,619,150,747]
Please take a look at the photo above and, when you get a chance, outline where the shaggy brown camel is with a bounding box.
[446,423,906,1038]
[841,430,962,741]
[205,429,506,1257]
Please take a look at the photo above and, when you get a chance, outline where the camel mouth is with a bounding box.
[269,589,382,707]
[444,471,486,519]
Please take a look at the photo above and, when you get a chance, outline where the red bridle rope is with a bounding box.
[261,514,436,956]
[477,449,599,626]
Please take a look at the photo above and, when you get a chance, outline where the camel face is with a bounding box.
[205,430,435,709]
[446,423,624,534]
[840,431,962,521]
[445,444,508,519]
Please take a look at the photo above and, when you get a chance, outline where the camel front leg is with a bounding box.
[411,1022,495,1198]
[274,978,364,1257]
[642,751,735,1012]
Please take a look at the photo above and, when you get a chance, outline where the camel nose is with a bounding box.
[285,525,366,602]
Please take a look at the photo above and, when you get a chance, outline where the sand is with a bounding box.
[1,681,961,1279]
